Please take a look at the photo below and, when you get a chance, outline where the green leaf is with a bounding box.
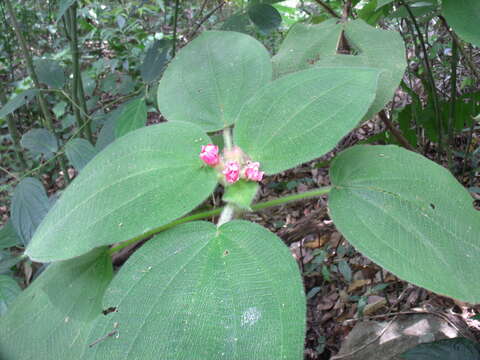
[0,89,39,119]
[272,19,341,78]
[329,145,480,302]
[234,67,380,175]
[0,249,113,359]
[248,3,282,34]
[115,98,148,138]
[86,221,305,359]
[0,275,21,317]
[57,0,78,21]
[140,39,171,83]
[65,138,98,171]
[223,180,259,210]
[26,122,218,262]
[20,128,58,159]
[401,337,480,359]
[442,0,480,47]
[11,178,50,246]
[221,13,252,33]
[0,253,21,275]
[34,59,66,88]
[96,109,120,152]
[0,221,20,250]
[158,31,272,132]
[376,0,395,10]
[273,19,407,120]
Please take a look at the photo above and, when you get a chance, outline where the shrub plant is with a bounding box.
[1,13,480,360]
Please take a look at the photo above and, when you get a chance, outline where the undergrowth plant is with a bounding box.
[1,8,480,360]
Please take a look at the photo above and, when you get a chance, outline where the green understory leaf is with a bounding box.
[0,89,39,119]
[34,59,66,88]
[158,31,272,132]
[329,145,480,302]
[20,128,58,159]
[401,337,480,359]
[234,67,380,175]
[140,39,171,83]
[0,221,20,250]
[86,221,305,360]
[65,138,98,171]
[248,3,282,34]
[0,249,113,359]
[442,0,480,47]
[114,98,148,138]
[26,122,218,262]
[11,178,50,246]
[0,275,21,317]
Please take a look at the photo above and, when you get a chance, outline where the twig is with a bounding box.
[330,316,398,359]
[313,0,340,18]
[378,110,416,151]
[172,0,180,57]
[189,1,226,38]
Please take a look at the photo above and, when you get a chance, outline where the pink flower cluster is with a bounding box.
[199,144,264,184]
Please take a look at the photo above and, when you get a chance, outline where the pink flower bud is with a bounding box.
[223,161,240,184]
[200,144,219,166]
[244,161,264,182]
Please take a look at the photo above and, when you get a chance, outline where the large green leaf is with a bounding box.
[114,98,147,138]
[0,249,112,359]
[234,67,380,175]
[85,220,305,360]
[272,19,341,78]
[0,275,21,316]
[26,122,218,262]
[11,178,50,246]
[273,19,407,120]
[442,0,480,47]
[329,145,480,302]
[158,31,272,132]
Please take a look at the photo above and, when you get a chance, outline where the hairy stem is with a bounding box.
[107,186,332,255]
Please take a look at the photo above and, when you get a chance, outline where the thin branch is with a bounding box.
[189,1,226,38]
[107,186,332,255]
[378,110,416,152]
[313,0,340,18]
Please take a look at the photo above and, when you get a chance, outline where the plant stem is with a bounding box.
[313,0,340,18]
[67,4,93,143]
[0,89,27,169]
[107,186,332,255]
[447,39,458,169]
[378,110,416,152]
[4,0,71,184]
[189,1,226,39]
[438,15,480,83]
[172,0,180,57]
[401,1,443,154]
